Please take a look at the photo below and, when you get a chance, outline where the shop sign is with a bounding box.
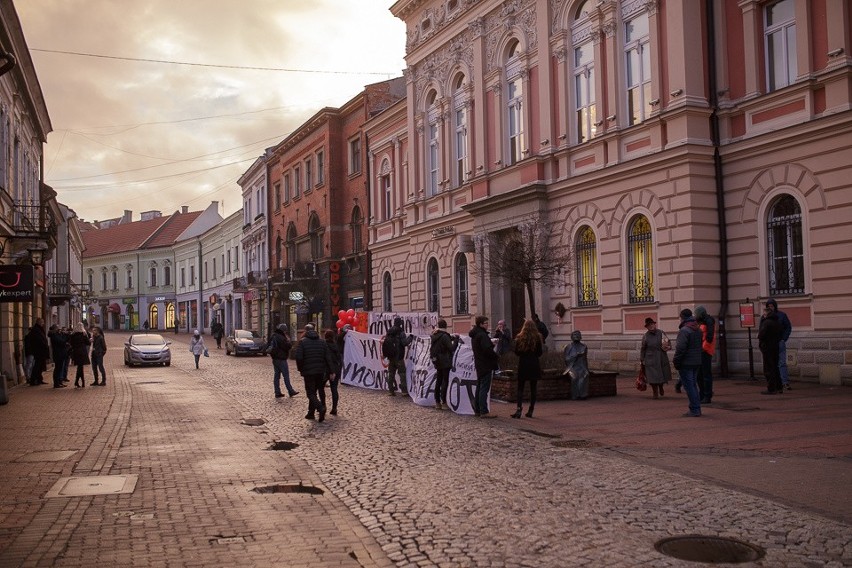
[0,265,34,303]
[155,296,166,301]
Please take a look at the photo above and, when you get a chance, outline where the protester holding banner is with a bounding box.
[469,316,499,418]
[512,319,543,419]
[383,317,412,396]
[430,319,460,410]
[295,323,335,422]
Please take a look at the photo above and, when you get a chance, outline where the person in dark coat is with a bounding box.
[211,320,224,349]
[758,305,784,395]
[48,324,69,388]
[267,323,297,398]
[430,319,460,410]
[469,316,499,418]
[90,326,108,386]
[294,324,335,422]
[640,318,671,399]
[673,309,703,417]
[765,298,793,390]
[511,319,543,419]
[67,322,91,388]
[531,313,549,347]
[25,318,50,386]
[492,320,512,356]
[383,317,412,396]
[324,329,342,416]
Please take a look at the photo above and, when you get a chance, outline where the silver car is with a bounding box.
[225,329,267,356]
[124,333,172,367]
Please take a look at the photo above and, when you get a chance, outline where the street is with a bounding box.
[0,331,850,567]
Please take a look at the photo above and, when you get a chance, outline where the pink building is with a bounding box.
[366,0,852,384]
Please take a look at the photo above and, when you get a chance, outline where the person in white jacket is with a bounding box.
[189,330,206,369]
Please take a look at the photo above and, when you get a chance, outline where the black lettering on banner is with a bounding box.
[447,375,477,411]
[346,362,387,390]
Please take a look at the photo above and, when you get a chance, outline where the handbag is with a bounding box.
[203,348,209,358]
[635,364,648,391]
[661,331,672,352]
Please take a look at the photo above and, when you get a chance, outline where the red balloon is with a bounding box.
[336,320,345,329]
[347,308,355,317]
[338,310,347,319]
[348,316,357,325]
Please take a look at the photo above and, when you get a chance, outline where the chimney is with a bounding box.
[181,206,189,214]
[123,210,132,223]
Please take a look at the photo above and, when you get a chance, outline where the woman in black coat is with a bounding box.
[67,322,91,388]
[512,319,543,419]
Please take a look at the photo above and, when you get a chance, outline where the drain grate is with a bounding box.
[241,418,265,426]
[267,441,299,451]
[251,483,324,495]
[655,535,765,563]
[551,439,599,448]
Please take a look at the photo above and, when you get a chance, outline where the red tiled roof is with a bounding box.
[82,211,202,258]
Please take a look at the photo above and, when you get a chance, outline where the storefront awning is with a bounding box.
[108,303,121,313]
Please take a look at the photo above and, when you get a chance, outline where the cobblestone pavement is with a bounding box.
[1,333,850,567]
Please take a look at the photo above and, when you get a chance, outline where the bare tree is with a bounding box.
[476,216,572,318]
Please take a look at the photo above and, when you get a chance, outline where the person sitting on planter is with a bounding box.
[563,330,589,400]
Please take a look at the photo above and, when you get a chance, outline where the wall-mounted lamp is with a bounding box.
[670,88,683,97]
[828,47,844,58]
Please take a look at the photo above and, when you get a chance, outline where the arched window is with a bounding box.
[380,160,392,221]
[455,253,469,314]
[767,194,804,295]
[427,258,440,313]
[627,215,654,303]
[351,206,363,253]
[309,213,322,260]
[575,226,598,306]
[286,223,297,267]
[275,234,283,269]
[149,266,157,287]
[452,73,469,187]
[425,90,440,196]
[163,265,171,286]
[505,40,525,164]
[149,304,159,330]
[572,4,596,143]
[382,272,393,312]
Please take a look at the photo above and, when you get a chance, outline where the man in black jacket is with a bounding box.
[294,324,335,422]
[25,318,50,386]
[268,323,297,399]
[469,315,499,418]
[383,317,412,396]
[430,319,460,410]
[48,324,69,388]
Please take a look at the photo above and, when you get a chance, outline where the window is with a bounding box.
[505,40,524,165]
[88,273,93,292]
[212,258,217,279]
[274,183,281,210]
[190,266,196,286]
[382,272,393,311]
[455,253,469,314]
[425,90,440,196]
[627,215,654,303]
[294,166,301,197]
[227,250,231,273]
[234,247,239,270]
[427,258,440,312]
[180,267,186,288]
[245,197,252,225]
[767,194,804,295]
[382,173,392,220]
[150,267,157,287]
[256,189,262,214]
[275,235,282,269]
[305,158,312,190]
[309,214,322,260]
[625,11,651,126]
[284,173,291,202]
[221,254,225,274]
[111,271,117,290]
[452,74,468,186]
[765,0,796,91]
[316,150,325,185]
[164,266,171,286]
[286,224,297,267]
[204,261,208,282]
[102,272,107,291]
[573,40,596,143]
[351,206,363,253]
[349,138,361,175]
[575,226,598,306]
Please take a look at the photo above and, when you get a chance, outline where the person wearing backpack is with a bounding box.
[383,317,412,396]
[430,319,460,410]
[267,323,298,399]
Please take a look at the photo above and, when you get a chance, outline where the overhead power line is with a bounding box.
[31,48,396,76]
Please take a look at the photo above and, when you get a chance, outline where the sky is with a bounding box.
[14,0,407,223]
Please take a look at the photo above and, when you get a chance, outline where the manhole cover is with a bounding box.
[267,441,299,451]
[552,439,599,448]
[241,418,265,426]
[46,475,139,498]
[251,483,324,495]
[655,535,765,563]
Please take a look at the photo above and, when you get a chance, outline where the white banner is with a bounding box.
[341,330,487,415]
[366,311,439,337]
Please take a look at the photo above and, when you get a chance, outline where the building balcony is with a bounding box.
[11,199,58,239]
[246,270,267,286]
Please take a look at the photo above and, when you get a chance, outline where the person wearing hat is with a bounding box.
[672,309,703,417]
[267,323,298,399]
[189,329,206,370]
[640,317,671,399]
[294,323,335,422]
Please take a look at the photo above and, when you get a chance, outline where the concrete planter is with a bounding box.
[491,370,618,402]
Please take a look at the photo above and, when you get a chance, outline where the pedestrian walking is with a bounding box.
[758,303,784,395]
[694,306,716,403]
[673,309,703,417]
[24,318,50,386]
[640,318,671,399]
[511,319,543,418]
[90,326,108,386]
[331,324,352,415]
[211,319,224,349]
[294,323,335,422]
[324,329,342,416]
[429,319,460,410]
[189,330,206,369]
[48,324,69,388]
[382,317,412,396]
[469,315,499,418]
[564,330,590,400]
[67,322,91,388]
[267,323,297,398]
[765,298,793,390]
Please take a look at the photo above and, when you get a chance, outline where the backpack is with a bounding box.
[382,334,399,359]
[429,334,442,363]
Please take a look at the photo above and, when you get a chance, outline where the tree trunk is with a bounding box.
[525,280,536,318]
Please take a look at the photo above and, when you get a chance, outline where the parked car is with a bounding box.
[225,329,267,356]
[124,333,172,366]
